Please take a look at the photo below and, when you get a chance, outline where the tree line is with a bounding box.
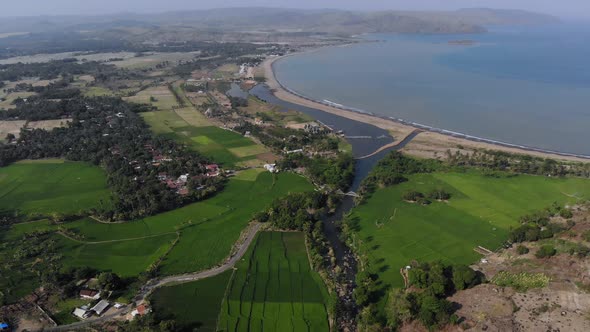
[0,96,224,221]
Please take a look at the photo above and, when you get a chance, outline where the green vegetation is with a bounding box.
[141,110,269,167]
[151,271,233,332]
[346,171,590,289]
[535,245,557,258]
[1,170,312,303]
[517,245,530,255]
[492,271,551,291]
[218,232,330,332]
[0,160,111,218]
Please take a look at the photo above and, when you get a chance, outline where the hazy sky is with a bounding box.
[2,0,589,18]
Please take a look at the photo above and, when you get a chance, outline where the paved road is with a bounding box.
[42,223,262,332]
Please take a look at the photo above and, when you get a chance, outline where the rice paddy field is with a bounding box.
[218,232,330,332]
[0,160,112,217]
[349,171,590,288]
[151,232,330,332]
[5,169,313,277]
[125,86,179,111]
[141,109,269,167]
[151,271,233,332]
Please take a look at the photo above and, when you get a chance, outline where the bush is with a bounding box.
[516,245,529,255]
[583,230,590,242]
[559,209,573,219]
[403,191,424,202]
[428,189,451,201]
[535,245,557,258]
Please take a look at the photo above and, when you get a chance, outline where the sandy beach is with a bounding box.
[263,55,590,163]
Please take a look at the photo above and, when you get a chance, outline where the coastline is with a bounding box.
[263,53,590,163]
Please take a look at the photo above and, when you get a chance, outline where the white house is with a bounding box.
[264,164,278,173]
[73,308,90,319]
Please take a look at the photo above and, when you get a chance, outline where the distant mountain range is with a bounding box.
[0,7,559,36]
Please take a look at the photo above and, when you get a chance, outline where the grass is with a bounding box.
[142,110,269,167]
[83,86,114,97]
[0,160,112,217]
[51,297,90,325]
[492,271,551,291]
[151,270,233,332]
[217,232,330,332]
[240,96,313,125]
[350,171,590,288]
[125,86,179,111]
[6,170,313,277]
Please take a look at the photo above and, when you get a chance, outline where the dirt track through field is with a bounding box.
[44,223,262,331]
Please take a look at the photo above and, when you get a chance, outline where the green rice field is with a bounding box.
[6,170,313,277]
[151,270,233,332]
[350,171,590,288]
[141,110,269,167]
[218,232,330,332]
[0,160,111,217]
[151,232,330,332]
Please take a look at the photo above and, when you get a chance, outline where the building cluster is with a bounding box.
[72,287,150,322]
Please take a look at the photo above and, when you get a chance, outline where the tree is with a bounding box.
[386,288,412,330]
[98,272,122,291]
[452,265,479,291]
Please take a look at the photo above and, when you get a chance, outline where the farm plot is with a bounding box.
[0,160,111,217]
[5,170,313,277]
[349,171,590,288]
[125,86,179,111]
[217,232,330,332]
[151,270,233,332]
[142,110,270,167]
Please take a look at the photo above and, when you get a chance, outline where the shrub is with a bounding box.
[403,191,424,202]
[492,271,550,291]
[516,245,529,255]
[429,189,451,201]
[559,209,573,219]
[583,230,590,242]
[535,245,557,258]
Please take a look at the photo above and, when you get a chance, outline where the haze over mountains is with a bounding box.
[0,7,558,35]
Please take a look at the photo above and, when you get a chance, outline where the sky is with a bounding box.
[1,0,589,18]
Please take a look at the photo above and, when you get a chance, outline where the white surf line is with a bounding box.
[270,60,590,160]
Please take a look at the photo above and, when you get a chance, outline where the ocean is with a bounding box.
[273,22,590,156]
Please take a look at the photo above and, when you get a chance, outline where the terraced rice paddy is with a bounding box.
[0,160,111,217]
[350,171,590,288]
[151,232,330,332]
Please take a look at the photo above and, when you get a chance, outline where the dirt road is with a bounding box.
[43,223,262,332]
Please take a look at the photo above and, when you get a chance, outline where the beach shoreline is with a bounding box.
[263,54,590,163]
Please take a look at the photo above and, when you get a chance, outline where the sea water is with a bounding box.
[274,22,590,155]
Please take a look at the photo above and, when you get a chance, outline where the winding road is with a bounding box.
[43,223,262,332]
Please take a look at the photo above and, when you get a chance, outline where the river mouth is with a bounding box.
[273,25,590,156]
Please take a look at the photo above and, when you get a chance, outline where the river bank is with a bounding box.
[263,54,590,163]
